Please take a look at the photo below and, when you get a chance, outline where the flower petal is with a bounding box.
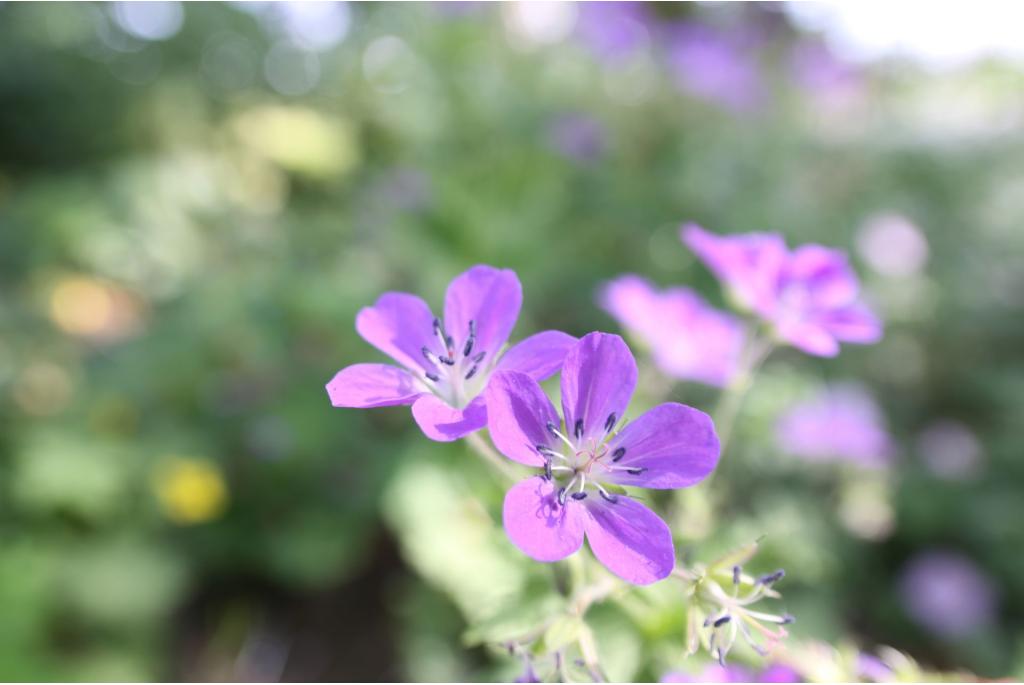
[411,394,487,442]
[503,477,585,562]
[822,303,883,344]
[484,371,560,467]
[443,265,522,365]
[355,292,438,373]
[560,332,637,443]
[597,274,663,340]
[774,319,840,357]
[681,223,787,315]
[498,330,577,381]
[604,403,719,489]
[325,363,424,408]
[785,244,860,309]
[581,496,675,585]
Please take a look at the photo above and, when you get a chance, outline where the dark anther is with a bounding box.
[732,565,741,586]
[422,346,437,363]
[573,419,584,440]
[758,569,785,586]
[544,460,552,480]
[440,355,456,366]
[472,351,486,363]
[781,614,795,625]
[717,649,726,668]
[425,372,440,382]
[463,321,476,356]
[432,318,443,337]
[465,365,478,380]
[546,421,559,437]
[445,335,454,351]
[599,490,618,504]
[557,487,568,506]
[713,615,731,628]
[612,447,626,462]
[604,413,617,433]
[571,492,587,500]
[625,467,647,475]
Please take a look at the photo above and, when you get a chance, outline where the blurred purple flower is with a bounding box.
[575,1,651,63]
[683,224,882,357]
[789,41,862,99]
[326,265,576,441]
[899,550,997,638]
[487,333,719,585]
[856,653,894,683]
[597,274,744,387]
[916,419,983,480]
[665,23,764,113]
[663,663,800,682]
[776,384,893,468]
[547,114,607,163]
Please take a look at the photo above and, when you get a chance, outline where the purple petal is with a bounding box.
[560,332,637,442]
[758,664,801,683]
[411,394,487,442]
[596,274,664,339]
[443,265,522,365]
[503,476,585,562]
[355,292,438,373]
[784,244,860,309]
[498,330,577,381]
[484,371,560,467]
[681,223,787,316]
[604,403,719,489]
[774,319,840,357]
[325,363,424,408]
[822,303,883,344]
[581,496,675,585]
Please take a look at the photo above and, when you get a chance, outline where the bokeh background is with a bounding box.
[2,1,1023,681]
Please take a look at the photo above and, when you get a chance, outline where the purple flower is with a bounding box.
[575,1,651,63]
[916,419,983,480]
[898,550,997,639]
[775,384,893,469]
[856,653,894,683]
[597,274,744,387]
[326,265,576,441]
[665,23,764,113]
[547,114,607,163]
[486,332,719,585]
[682,224,882,357]
[662,663,800,683]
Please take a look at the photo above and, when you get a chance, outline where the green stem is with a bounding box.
[465,431,521,482]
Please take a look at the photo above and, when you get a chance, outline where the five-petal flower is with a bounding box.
[682,224,882,357]
[486,332,720,585]
[326,265,576,441]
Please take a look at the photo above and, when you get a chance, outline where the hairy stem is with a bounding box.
[465,431,521,482]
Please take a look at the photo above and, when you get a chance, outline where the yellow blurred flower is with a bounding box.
[152,457,228,525]
[49,275,144,342]
[230,105,360,179]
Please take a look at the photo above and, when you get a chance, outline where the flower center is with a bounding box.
[534,414,645,506]
[419,318,489,407]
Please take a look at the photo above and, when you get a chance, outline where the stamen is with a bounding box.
[604,413,617,433]
[571,492,587,500]
[432,317,443,338]
[546,422,576,450]
[546,421,559,437]
[625,467,647,476]
[714,615,731,628]
[557,487,568,506]
[464,365,478,380]
[757,569,785,586]
[611,447,626,462]
[596,484,618,504]
[440,355,456,366]
[463,320,475,356]
[733,565,741,586]
[472,351,486,363]
[421,346,439,365]
[425,372,440,382]
[445,335,454,352]
[543,460,552,480]
[780,614,795,625]
[573,419,584,440]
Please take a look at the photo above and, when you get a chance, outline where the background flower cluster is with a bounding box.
[1,1,1022,681]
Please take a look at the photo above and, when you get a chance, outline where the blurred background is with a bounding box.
[1,1,1023,681]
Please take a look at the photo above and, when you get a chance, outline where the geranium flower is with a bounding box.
[682,224,882,357]
[485,332,719,585]
[326,265,575,441]
[598,274,745,387]
[662,663,800,683]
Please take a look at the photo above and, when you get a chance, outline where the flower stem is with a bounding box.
[465,431,521,482]
[712,329,774,459]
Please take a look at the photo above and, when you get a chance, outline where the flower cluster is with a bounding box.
[326,233,880,676]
